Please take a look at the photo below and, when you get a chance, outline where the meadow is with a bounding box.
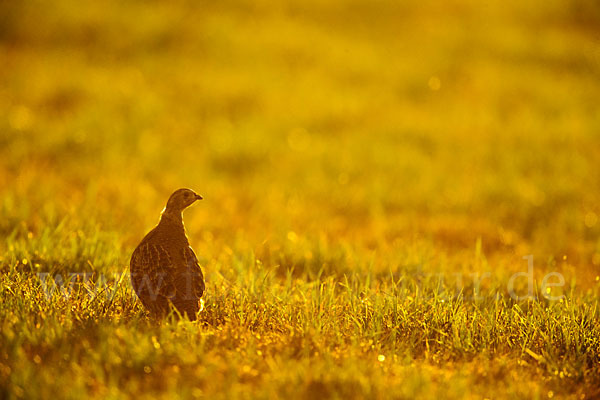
[1,0,600,398]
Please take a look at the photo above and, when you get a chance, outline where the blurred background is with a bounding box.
[1,0,599,284]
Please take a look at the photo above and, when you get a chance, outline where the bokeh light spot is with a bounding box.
[9,106,34,131]
[428,76,441,91]
[584,212,598,228]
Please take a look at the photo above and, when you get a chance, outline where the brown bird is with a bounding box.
[130,188,205,321]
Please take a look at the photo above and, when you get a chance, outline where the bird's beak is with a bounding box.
[195,194,203,200]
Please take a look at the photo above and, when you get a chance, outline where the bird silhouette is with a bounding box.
[130,188,205,320]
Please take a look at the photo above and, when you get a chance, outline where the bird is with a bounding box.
[130,188,205,321]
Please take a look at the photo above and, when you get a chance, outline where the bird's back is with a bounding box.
[130,218,204,320]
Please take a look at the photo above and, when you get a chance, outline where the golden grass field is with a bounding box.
[1,0,600,398]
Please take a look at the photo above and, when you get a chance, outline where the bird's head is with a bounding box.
[164,188,203,213]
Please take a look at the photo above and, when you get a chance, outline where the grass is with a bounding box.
[1,0,600,398]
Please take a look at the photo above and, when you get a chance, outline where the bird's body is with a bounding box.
[130,188,204,320]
